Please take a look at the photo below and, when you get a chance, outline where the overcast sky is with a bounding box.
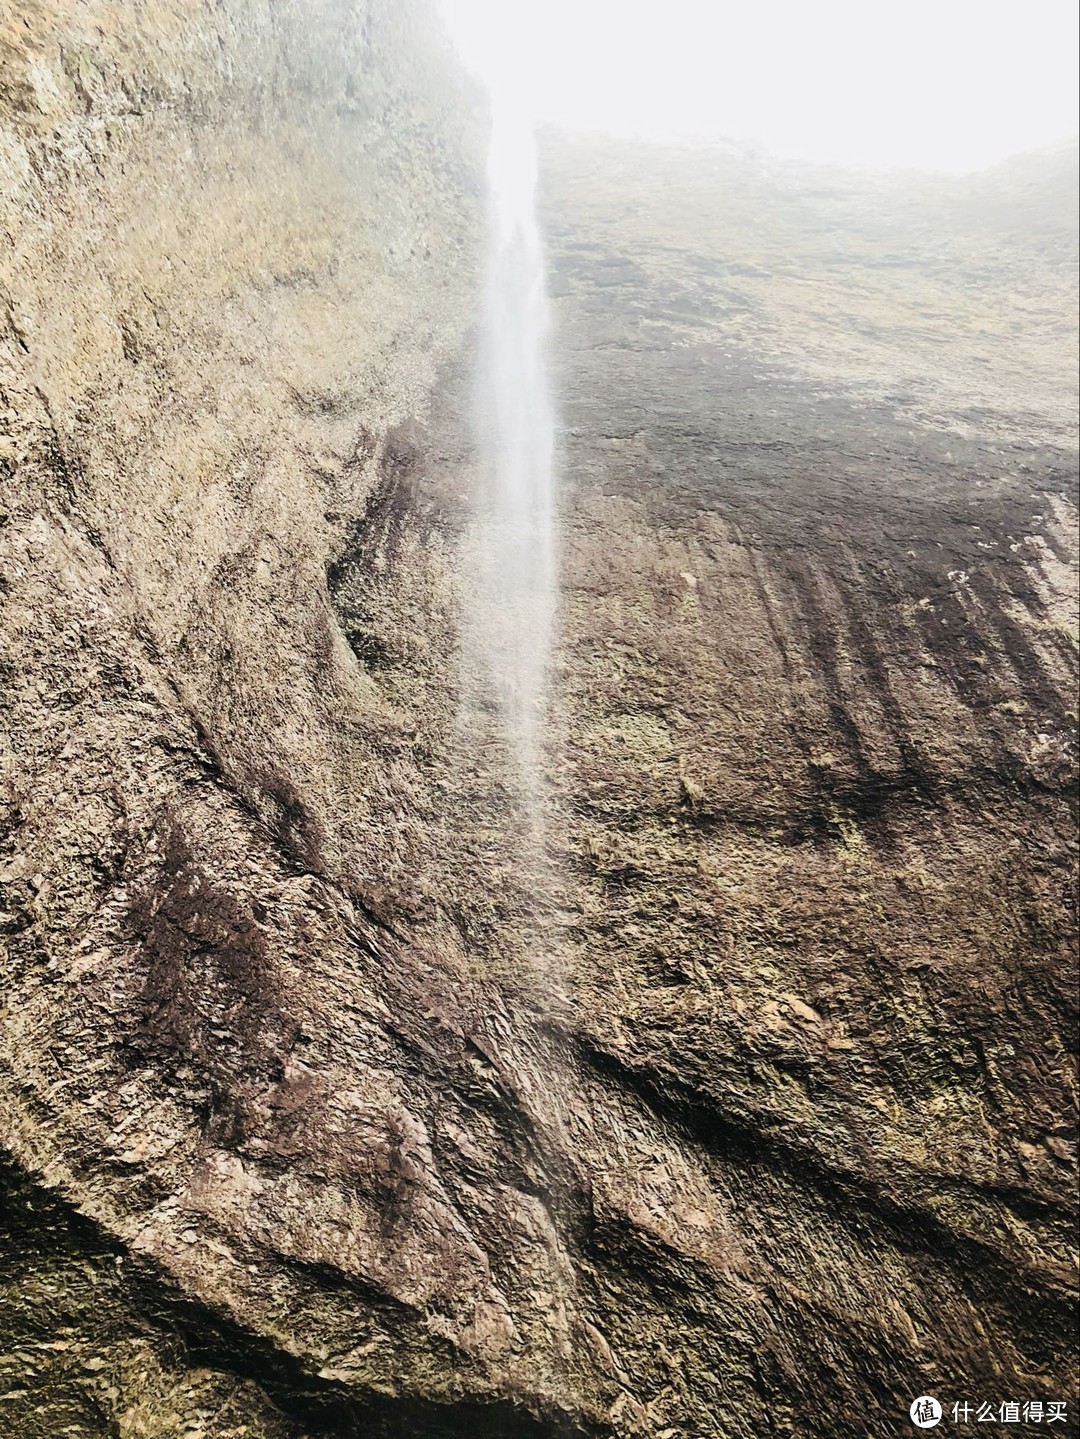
[438,0,1080,172]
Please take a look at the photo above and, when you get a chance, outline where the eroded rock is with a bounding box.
[1,4,1077,1436]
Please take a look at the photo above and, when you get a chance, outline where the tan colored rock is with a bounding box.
[1,3,1077,1437]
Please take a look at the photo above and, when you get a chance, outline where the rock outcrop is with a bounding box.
[2,4,1077,1437]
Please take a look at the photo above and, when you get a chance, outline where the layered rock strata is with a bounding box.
[1,5,1077,1436]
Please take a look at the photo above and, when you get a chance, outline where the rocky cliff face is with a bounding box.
[1,5,1077,1438]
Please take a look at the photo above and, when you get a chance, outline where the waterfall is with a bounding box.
[464,86,556,798]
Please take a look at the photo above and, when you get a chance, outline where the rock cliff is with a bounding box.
[1,4,1077,1437]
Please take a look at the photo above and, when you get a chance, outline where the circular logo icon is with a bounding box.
[910,1396,942,1428]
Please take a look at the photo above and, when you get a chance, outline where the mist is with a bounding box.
[441,0,1080,171]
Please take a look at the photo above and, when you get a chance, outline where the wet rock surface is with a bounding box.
[2,5,1078,1437]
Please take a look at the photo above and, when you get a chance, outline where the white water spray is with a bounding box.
[466,87,556,790]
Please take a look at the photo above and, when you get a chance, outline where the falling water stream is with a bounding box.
[467,86,556,802]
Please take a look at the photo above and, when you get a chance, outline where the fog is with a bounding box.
[439,0,1079,172]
